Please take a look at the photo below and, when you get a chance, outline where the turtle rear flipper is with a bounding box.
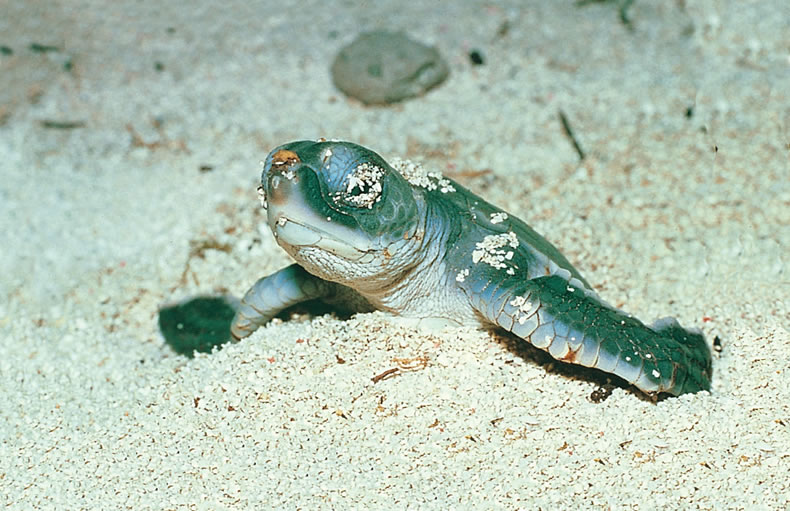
[465,274,712,396]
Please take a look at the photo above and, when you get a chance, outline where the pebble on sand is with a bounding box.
[331,30,450,105]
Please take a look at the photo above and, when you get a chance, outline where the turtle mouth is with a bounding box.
[271,213,372,261]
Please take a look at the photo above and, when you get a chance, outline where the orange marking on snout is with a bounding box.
[271,149,300,170]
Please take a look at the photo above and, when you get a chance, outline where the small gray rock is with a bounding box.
[331,31,449,105]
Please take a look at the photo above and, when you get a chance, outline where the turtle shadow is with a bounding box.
[157,295,348,357]
[489,328,665,403]
[158,296,237,357]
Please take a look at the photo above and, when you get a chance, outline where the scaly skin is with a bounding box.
[231,140,712,397]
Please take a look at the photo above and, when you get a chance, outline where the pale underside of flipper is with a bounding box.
[230,263,333,340]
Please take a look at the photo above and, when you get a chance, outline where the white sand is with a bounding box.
[2,1,788,508]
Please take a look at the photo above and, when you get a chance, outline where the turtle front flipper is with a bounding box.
[464,274,712,396]
[231,263,335,340]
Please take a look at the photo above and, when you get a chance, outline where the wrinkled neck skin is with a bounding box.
[353,194,478,326]
[358,198,442,303]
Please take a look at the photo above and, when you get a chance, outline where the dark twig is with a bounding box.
[39,120,85,130]
[619,0,635,29]
[371,367,399,383]
[29,43,60,53]
[558,110,586,161]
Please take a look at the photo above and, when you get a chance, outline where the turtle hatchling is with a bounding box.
[230,140,712,396]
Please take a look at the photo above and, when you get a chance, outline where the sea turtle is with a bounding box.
[230,140,712,396]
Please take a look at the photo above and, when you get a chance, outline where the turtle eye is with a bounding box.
[334,162,385,209]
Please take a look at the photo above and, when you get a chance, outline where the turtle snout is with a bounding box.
[265,149,306,205]
[266,171,299,207]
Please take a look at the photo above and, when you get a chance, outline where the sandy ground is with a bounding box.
[2,1,789,509]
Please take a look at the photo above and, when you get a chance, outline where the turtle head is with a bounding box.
[258,140,423,286]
